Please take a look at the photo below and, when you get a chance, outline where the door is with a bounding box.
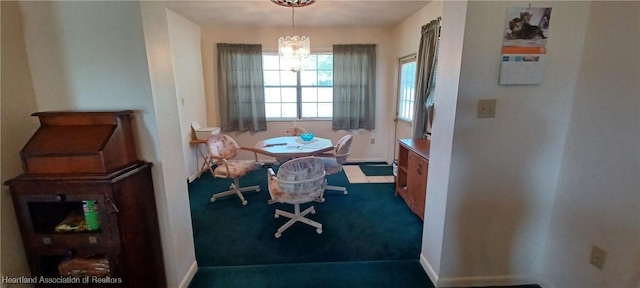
[393,54,417,159]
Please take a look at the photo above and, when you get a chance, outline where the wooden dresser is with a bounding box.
[5,111,165,287]
[396,139,430,221]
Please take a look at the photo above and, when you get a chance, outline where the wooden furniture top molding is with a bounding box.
[398,138,431,160]
[33,110,134,126]
[5,161,151,184]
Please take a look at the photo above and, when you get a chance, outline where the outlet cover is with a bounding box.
[477,99,497,118]
[590,245,607,270]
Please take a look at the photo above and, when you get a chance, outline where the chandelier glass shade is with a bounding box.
[272,0,315,72]
[271,0,315,8]
[278,35,310,72]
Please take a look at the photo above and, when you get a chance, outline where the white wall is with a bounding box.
[427,1,592,286]
[166,10,208,181]
[419,0,467,283]
[6,2,197,287]
[201,26,394,163]
[140,3,197,287]
[387,0,448,281]
[542,2,640,288]
[1,2,39,284]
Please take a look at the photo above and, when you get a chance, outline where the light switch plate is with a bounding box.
[478,99,497,118]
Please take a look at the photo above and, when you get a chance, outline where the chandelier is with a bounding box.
[271,0,316,72]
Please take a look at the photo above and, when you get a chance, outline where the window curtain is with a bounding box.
[217,43,266,132]
[332,44,376,130]
[412,18,440,139]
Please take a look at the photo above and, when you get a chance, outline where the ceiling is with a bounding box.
[165,0,431,28]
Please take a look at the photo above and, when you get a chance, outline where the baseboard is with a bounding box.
[346,158,389,164]
[419,253,440,286]
[535,276,556,288]
[436,274,541,287]
[418,253,549,288]
[187,171,200,183]
[178,261,198,288]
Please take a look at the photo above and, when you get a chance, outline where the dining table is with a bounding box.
[249,136,334,161]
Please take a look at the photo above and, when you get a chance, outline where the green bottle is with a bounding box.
[83,200,100,231]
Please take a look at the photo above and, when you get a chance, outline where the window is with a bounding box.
[263,53,333,120]
[397,56,417,122]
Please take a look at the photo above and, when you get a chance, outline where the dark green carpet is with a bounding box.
[188,260,434,288]
[188,166,422,266]
[357,163,393,176]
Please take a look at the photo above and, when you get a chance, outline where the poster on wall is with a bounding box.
[499,7,552,85]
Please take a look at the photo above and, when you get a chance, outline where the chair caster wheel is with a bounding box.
[343,191,348,195]
[275,233,281,238]
[310,209,316,215]
[275,214,279,218]
[242,200,248,205]
[210,197,216,202]
[316,229,322,234]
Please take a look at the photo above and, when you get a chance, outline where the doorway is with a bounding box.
[393,54,417,159]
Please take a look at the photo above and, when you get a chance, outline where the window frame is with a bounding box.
[396,54,417,123]
[263,52,334,121]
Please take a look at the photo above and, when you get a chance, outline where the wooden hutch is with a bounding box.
[5,111,166,287]
[396,138,430,221]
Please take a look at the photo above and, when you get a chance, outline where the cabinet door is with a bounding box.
[10,184,120,280]
[412,155,428,218]
[407,152,428,220]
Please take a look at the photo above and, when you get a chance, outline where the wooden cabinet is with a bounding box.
[4,111,165,287]
[396,139,430,221]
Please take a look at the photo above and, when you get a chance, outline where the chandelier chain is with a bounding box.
[291,7,295,33]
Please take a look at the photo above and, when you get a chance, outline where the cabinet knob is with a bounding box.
[55,194,66,202]
[417,164,422,175]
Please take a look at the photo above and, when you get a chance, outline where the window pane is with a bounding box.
[281,88,297,102]
[301,71,317,86]
[317,55,333,70]
[301,103,318,118]
[398,59,417,121]
[318,87,332,102]
[282,103,297,118]
[302,55,317,70]
[318,71,333,86]
[280,71,297,86]
[265,103,282,118]
[265,87,281,102]
[301,87,317,102]
[264,71,280,86]
[318,103,333,117]
[264,53,333,120]
[263,55,280,70]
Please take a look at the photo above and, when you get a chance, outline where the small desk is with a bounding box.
[190,139,212,175]
[251,136,334,160]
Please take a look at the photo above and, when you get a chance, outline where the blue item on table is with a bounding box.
[300,132,314,142]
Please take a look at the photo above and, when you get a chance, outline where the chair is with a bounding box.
[283,126,308,136]
[275,127,309,164]
[317,135,353,200]
[267,156,326,238]
[206,134,261,205]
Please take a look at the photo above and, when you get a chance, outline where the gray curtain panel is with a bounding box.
[332,44,376,130]
[217,43,267,132]
[412,18,440,139]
